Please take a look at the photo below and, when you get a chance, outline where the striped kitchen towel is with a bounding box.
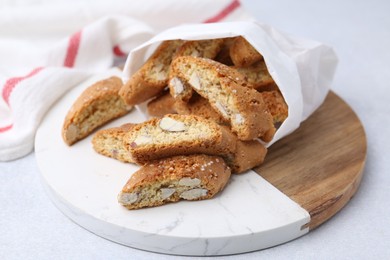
[0,0,252,161]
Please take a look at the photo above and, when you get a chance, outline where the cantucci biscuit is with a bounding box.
[173,97,267,173]
[174,38,225,59]
[62,76,131,146]
[226,137,267,174]
[92,123,136,163]
[234,61,277,91]
[119,40,183,106]
[123,114,237,165]
[230,36,263,67]
[261,90,288,128]
[170,56,275,141]
[169,39,225,102]
[118,154,231,209]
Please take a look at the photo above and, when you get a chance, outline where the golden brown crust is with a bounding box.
[92,123,136,163]
[169,39,225,102]
[230,36,263,67]
[168,56,250,102]
[147,90,177,117]
[227,138,267,174]
[174,38,225,59]
[170,56,275,141]
[119,70,165,107]
[62,76,130,146]
[234,61,276,91]
[118,154,231,209]
[261,90,289,128]
[123,114,237,165]
[119,40,183,106]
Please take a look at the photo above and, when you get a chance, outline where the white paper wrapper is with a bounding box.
[122,21,338,147]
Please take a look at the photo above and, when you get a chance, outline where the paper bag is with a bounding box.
[122,21,338,146]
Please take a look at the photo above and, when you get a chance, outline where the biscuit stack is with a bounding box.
[62,36,288,210]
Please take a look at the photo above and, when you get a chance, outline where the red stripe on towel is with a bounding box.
[2,67,44,106]
[113,45,126,57]
[0,124,13,133]
[64,30,82,67]
[203,0,241,23]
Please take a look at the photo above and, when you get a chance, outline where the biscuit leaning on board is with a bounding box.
[170,56,276,142]
[91,119,267,174]
[123,114,237,165]
[62,76,131,146]
[225,137,267,174]
[92,120,267,174]
[118,154,231,210]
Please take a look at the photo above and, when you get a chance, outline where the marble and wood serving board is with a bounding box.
[35,71,366,256]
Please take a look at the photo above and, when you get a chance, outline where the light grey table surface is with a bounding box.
[1,0,389,259]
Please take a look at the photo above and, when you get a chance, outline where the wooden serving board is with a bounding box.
[255,91,367,230]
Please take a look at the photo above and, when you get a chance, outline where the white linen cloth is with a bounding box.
[0,0,251,161]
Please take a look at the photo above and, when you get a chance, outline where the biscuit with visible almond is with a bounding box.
[62,76,131,146]
[118,154,231,210]
[170,56,275,141]
[123,114,237,165]
[169,39,225,102]
[92,123,136,163]
[119,40,183,106]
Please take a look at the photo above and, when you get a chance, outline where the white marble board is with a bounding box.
[35,69,310,256]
